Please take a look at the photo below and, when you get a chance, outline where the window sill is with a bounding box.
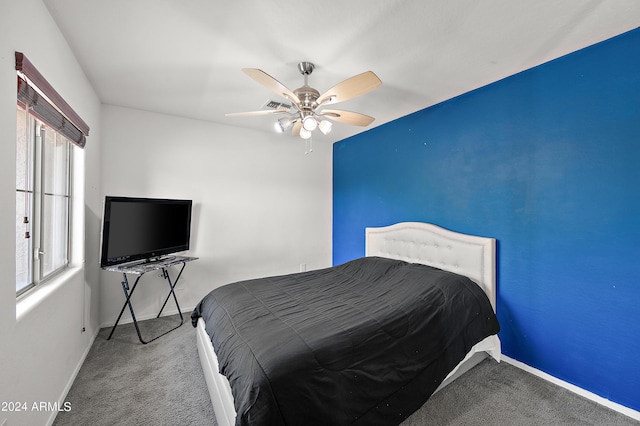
[16,266,83,321]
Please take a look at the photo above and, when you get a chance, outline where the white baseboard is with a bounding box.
[99,305,195,329]
[502,355,640,422]
[46,327,100,426]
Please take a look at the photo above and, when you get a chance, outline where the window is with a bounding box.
[16,105,72,294]
[15,52,89,296]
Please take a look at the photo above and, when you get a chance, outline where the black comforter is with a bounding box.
[191,256,499,426]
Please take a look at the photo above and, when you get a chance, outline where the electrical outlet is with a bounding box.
[299,263,307,272]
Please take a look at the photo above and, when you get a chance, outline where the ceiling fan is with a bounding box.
[226,62,382,140]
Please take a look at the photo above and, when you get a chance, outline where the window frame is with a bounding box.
[16,106,74,297]
[14,52,89,298]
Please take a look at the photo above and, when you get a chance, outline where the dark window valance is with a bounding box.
[15,52,89,148]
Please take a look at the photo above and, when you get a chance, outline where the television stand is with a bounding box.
[103,255,198,344]
[143,255,176,265]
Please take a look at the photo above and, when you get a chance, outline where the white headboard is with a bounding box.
[365,222,496,311]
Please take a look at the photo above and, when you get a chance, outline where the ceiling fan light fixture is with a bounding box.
[299,128,312,139]
[318,119,332,135]
[275,116,294,133]
[302,115,318,131]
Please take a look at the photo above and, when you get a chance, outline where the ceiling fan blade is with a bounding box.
[225,109,289,117]
[242,68,301,105]
[316,71,382,106]
[319,109,375,127]
[291,120,302,136]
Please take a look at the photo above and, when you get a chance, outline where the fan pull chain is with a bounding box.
[305,136,313,155]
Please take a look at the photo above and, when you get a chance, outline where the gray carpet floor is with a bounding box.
[54,315,639,426]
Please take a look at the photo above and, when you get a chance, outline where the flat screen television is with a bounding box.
[100,196,193,268]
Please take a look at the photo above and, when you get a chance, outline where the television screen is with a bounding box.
[100,196,193,267]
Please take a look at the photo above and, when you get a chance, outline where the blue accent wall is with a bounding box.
[333,28,640,411]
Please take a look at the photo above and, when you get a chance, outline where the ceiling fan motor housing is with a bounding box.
[295,62,320,114]
[295,86,320,112]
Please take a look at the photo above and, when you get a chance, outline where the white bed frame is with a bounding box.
[196,222,501,426]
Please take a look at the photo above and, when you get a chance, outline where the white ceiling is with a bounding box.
[44,0,640,143]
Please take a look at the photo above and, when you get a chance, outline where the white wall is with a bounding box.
[99,105,333,326]
[0,1,102,425]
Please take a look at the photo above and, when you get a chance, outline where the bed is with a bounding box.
[192,222,501,426]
